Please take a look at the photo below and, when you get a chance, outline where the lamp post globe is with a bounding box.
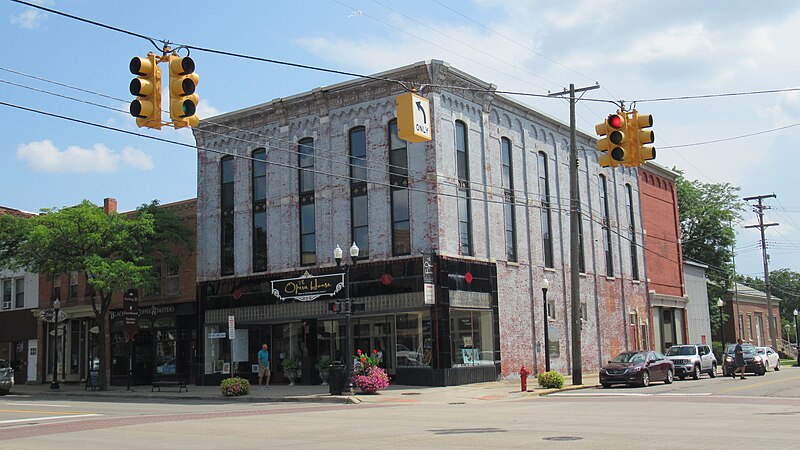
[540,278,550,373]
[50,298,61,390]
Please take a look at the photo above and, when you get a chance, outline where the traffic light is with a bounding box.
[632,111,656,165]
[129,53,162,129]
[595,113,627,167]
[168,54,199,129]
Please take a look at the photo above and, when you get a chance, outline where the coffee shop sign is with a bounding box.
[271,271,344,302]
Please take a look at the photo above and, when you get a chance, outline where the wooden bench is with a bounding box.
[151,379,188,393]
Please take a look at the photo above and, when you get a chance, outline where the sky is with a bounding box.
[1,0,799,281]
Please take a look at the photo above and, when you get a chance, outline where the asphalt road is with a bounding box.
[1,369,798,449]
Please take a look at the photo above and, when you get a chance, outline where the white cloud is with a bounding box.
[10,0,53,29]
[121,146,154,170]
[16,140,153,173]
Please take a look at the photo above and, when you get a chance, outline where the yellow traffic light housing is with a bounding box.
[129,53,162,129]
[169,54,199,129]
[632,111,656,165]
[595,113,627,167]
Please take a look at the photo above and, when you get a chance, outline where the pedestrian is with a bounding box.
[733,338,746,380]
[258,343,270,389]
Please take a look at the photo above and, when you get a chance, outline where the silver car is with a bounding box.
[0,359,13,395]
[665,344,717,380]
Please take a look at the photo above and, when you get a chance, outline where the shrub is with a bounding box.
[537,370,565,389]
[220,376,250,397]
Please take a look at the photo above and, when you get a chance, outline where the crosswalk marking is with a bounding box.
[0,414,101,425]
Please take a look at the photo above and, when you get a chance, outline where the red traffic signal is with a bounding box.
[595,113,627,167]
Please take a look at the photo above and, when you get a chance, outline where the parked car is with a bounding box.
[755,346,780,371]
[0,359,14,395]
[600,351,674,388]
[665,344,717,380]
[722,342,765,377]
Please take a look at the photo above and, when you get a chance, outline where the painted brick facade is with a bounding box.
[194,61,648,379]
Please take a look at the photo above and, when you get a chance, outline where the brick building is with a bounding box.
[639,164,688,352]
[193,60,648,385]
[36,198,197,386]
[719,282,781,347]
[0,207,39,384]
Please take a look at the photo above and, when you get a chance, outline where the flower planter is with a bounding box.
[319,369,329,386]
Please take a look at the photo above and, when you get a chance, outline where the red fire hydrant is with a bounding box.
[520,365,531,392]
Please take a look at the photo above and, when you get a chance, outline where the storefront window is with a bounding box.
[450,309,494,366]
[395,312,432,368]
[204,324,230,374]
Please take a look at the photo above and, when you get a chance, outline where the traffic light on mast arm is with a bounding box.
[595,113,627,167]
[632,110,656,165]
[129,53,162,130]
[168,54,200,129]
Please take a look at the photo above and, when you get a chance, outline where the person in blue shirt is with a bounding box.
[257,344,270,389]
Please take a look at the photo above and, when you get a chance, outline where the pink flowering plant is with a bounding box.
[351,349,390,394]
[220,376,250,397]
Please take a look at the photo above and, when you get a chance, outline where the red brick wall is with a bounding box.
[639,169,684,298]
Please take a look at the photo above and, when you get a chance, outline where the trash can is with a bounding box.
[328,361,345,395]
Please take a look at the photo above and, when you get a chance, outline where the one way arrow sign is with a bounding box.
[396,92,432,143]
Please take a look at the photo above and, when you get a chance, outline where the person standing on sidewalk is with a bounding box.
[733,339,746,380]
[258,344,271,389]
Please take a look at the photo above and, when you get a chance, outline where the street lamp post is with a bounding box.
[50,298,61,390]
[794,309,799,366]
[334,243,359,395]
[717,299,725,347]
[541,278,550,373]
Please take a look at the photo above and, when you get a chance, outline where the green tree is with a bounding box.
[742,269,800,332]
[0,200,190,390]
[675,170,744,337]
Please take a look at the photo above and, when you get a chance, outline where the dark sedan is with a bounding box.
[600,351,674,388]
[721,342,766,377]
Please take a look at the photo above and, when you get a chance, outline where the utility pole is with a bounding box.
[548,82,599,385]
[744,194,778,349]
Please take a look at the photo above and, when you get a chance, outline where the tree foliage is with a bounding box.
[741,269,800,329]
[675,170,744,287]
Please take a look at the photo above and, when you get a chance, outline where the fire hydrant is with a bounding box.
[520,365,531,392]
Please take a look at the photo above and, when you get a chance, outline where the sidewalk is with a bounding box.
[7,374,599,405]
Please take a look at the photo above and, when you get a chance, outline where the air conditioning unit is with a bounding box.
[1,301,10,310]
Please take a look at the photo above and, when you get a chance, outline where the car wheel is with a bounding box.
[758,368,766,376]
[775,361,780,371]
[665,369,674,384]
[709,363,717,378]
[692,364,701,380]
[640,371,650,387]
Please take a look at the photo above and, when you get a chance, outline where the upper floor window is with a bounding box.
[626,184,640,280]
[388,120,410,256]
[69,271,79,300]
[15,278,24,308]
[350,127,367,184]
[252,149,268,272]
[1,279,10,310]
[599,174,613,277]
[221,156,235,276]
[166,262,180,296]
[501,137,517,262]
[299,138,316,266]
[349,127,369,257]
[455,121,472,256]
[538,152,553,268]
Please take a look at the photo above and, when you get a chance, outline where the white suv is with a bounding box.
[665,344,717,380]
